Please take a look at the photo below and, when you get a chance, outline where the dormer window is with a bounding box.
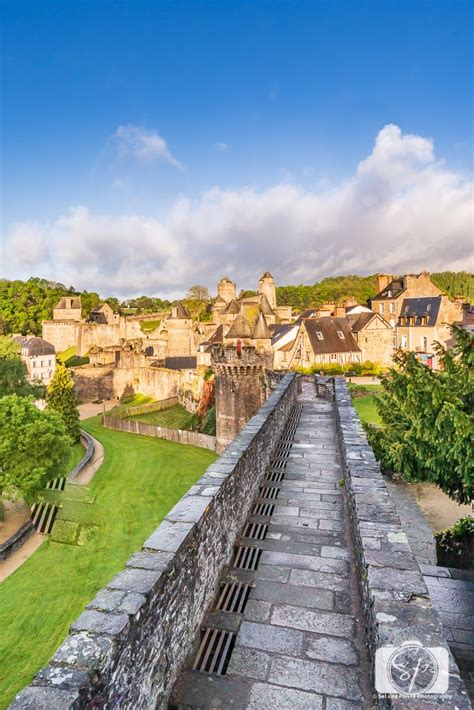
[427,304,431,312]
[337,331,345,339]
[316,331,324,340]
[405,305,409,314]
[387,290,392,297]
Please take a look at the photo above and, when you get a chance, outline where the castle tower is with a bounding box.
[217,276,237,304]
[258,272,276,310]
[212,323,273,452]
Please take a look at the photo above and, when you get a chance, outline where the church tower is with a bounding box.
[258,272,276,310]
[217,276,237,304]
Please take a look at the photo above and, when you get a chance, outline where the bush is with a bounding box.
[294,361,383,377]
[435,517,474,570]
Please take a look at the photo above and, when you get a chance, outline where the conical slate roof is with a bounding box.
[171,302,190,319]
[226,313,253,339]
[224,299,241,314]
[261,271,274,279]
[252,312,272,339]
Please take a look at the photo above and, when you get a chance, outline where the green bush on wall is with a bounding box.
[435,517,474,570]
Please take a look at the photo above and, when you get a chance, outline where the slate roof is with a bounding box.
[226,314,253,339]
[54,296,81,310]
[163,356,197,370]
[261,271,274,279]
[252,312,272,339]
[21,337,55,356]
[371,279,405,300]
[398,297,441,327]
[295,309,318,324]
[90,303,112,314]
[269,323,294,345]
[171,302,191,319]
[346,311,378,332]
[303,318,361,355]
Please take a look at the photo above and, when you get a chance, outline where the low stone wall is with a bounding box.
[101,415,217,452]
[332,377,470,708]
[0,520,34,562]
[11,373,297,709]
[68,431,95,481]
[117,396,179,418]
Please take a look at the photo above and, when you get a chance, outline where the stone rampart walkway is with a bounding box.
[171,380,373,708]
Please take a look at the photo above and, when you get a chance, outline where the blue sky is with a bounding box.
[1,0,473,296]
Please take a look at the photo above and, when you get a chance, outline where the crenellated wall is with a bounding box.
[10,373,297,710]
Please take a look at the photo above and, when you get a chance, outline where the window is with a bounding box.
[405,305,409,314]
[331,354,337,360]
[427,304,431,312]
[337,331,345,339]
[378,303,384,314]
[315,331,324,340]
[387,290,392,297]
[389,303,395,314]
[33,361,37,368]
[422,336,428,350]
[401,335,407,348]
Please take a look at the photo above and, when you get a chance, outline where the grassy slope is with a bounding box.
[67,441,85,470]
[0,417,216,708]
[129,403,193,429]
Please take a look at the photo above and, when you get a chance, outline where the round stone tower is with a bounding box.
[211,341,273,452]
[217,276,237,304]
[258,271,277,310]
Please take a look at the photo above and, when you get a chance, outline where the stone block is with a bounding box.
[305,636,358,665]
[271,604,355,637]
[107,567,164,595]
[268,656,363,701]
[143,520,194,553]
[238,620,304,656]
[165,495,213,524]
[52,632,114,670]
[227,647,270,681]
[71,609,129,636]
[248,682,323,709]
[9,687,80,709]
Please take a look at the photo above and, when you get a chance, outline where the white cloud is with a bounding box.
[112,124,183,169]
[213,142,229,153]
[4,125,473,297]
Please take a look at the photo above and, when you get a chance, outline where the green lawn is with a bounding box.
[57,347,89,368]
[129,403,193,429]
[67,440,85,470]
[0,417,216,708]
[348,383,383,425]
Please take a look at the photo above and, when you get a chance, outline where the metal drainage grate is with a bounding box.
[258,486,279,500]
[215,582,252,613]
[233,546,262,570]
[251,503,275,517]
[46,478,66,491]
[31,502,59,534]
[266,470,285,483]
[270,457,288,470]
[243,522,268,540]
[193,628,235,675]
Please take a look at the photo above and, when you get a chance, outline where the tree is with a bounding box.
[186,285,209,301]
[0,338,34,398]
[0,395,71,503]
[46,364,81,441]
[367,326,474,504]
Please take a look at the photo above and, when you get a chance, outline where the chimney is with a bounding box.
[376,274,392,293]
[334,306,346,317]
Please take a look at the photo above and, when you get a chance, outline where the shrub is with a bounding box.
[435,517,474,570]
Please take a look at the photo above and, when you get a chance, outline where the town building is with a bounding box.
[14,336,56,385]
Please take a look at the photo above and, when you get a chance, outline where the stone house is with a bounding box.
[53,296,82,322]
[346,309,395,366]
[370,272,443,327]
[396,295,464,368]
[89,303,119,325]
[274,317,362,369]
[16,336,56,385]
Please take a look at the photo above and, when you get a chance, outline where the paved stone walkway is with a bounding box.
[171,381,373,708]
[384,477,437,566]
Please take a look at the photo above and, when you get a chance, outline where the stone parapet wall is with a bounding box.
[10,373,297,709]
[0,521,34,563]
[102,415,217,452]
[332,377,471,709]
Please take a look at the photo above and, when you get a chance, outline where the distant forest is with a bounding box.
[0,271,472,335]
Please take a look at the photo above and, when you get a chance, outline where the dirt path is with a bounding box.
[78,400,116,420]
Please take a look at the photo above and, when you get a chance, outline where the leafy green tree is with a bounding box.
[0,337,34,398]
[367,326,473,504]
[46,364,81,441]
[0,395,71,502]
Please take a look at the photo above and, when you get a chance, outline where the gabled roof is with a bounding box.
[269,323,293,343]
[295,309,318,324]
[21,337,55,356]
[226,313,253,339]
[224,299,241,315]
[398,297,441,327]
[252,312,272,339]
[91,303,112,314]
[346,311,393,332]
[303,318,361,355]
[371,279,405,301]
[171,302,190,319]
[54,296,81,310]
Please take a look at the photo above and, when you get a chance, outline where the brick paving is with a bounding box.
[171,380,373,708]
